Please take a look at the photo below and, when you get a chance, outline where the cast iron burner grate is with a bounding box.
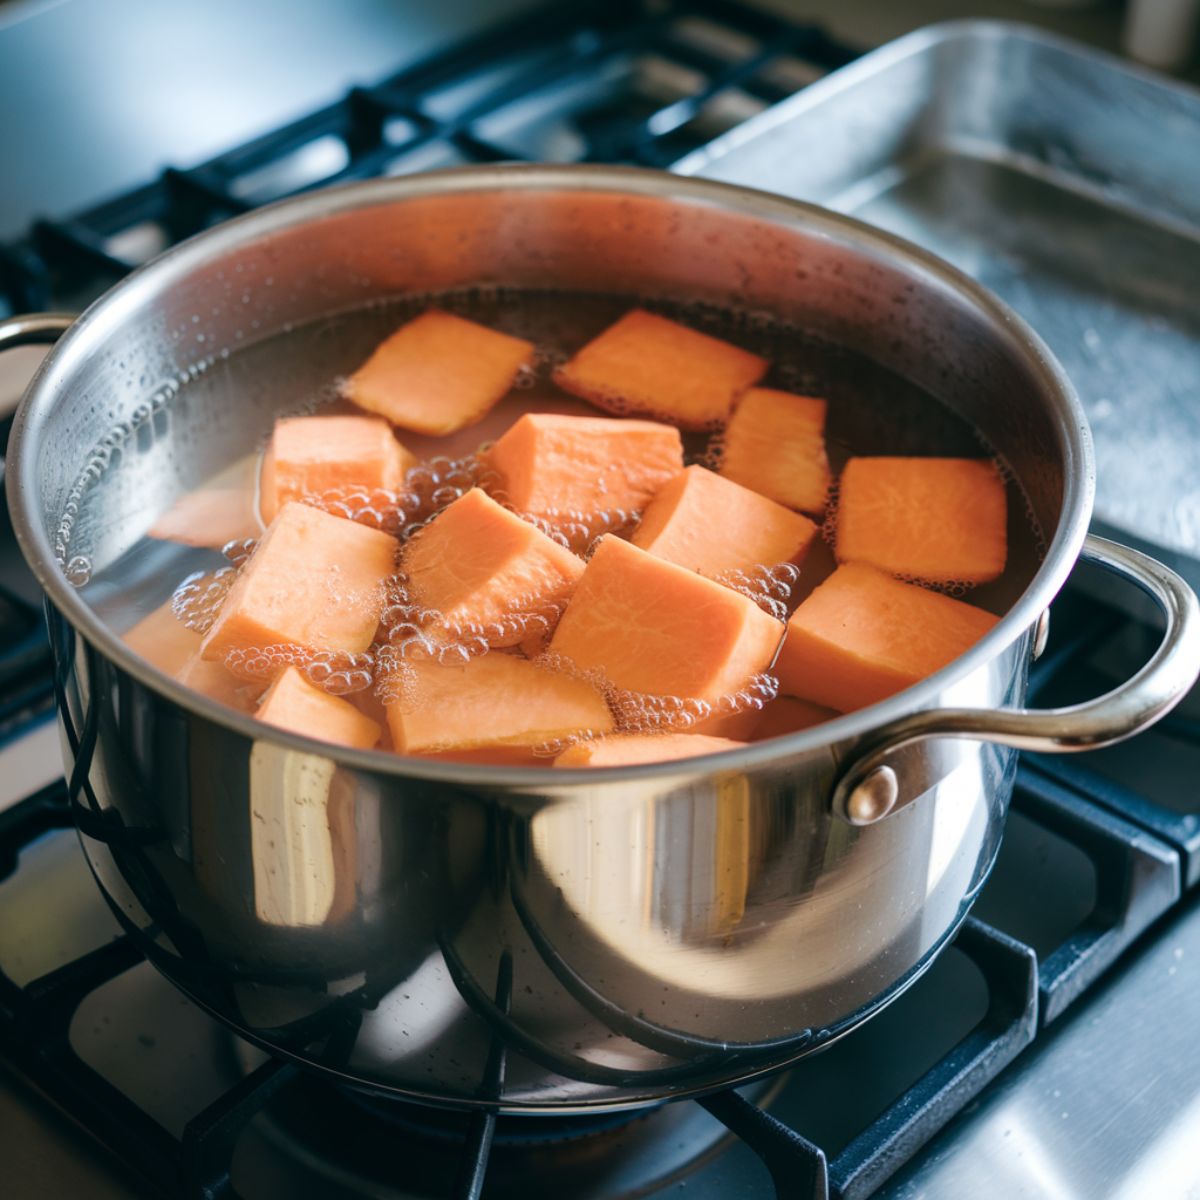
[0,0,858,317]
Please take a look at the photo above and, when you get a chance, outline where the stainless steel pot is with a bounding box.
[4,167,1199,1112]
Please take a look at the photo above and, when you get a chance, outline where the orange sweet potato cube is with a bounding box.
[485,413,682,526]
[201,502,396,666]
[548,535,784,705]
[260,415,417,524]
[835,456,1008,585]
[401,488,583,647]
[178,650,264,712]
[256,666,381,750]
[344,308,534,436]
[554,309,768,430]
[775,562,999,712]
[123,599,201,678]
[748,697,837,741]
[553,732,745,768]
[386,652,613,754]
[719,388,831,514]
[632,465,817,581]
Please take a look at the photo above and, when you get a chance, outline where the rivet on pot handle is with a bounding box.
[832,535,1200,827]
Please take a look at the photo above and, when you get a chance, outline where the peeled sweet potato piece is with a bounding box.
[554,732,746,767]
[548,535,783,705]
[401,488,583,646]
[554,309,768,430]
[485,413,682,527]
[201,502,396,666]
[632,465,817,581]
[344,308,534,436]
[386,652,613,754]
[123,599,201,678]
[256,666,381,749]
[835,456,1007,585]
[775,562,999,712]
[719,388,831,514]
[178,650,263,712]
[260,415,417,524]
[748,697,837,741]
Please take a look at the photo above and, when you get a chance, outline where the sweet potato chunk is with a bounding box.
[719,388,831,514]
[124,599,201,678]
[549,536,783,704]
[401,488,584,646]
[485,413,682,525]
[387,652,613,754]
[632,465,817,580]
[260,415,417,524]
[554,732,746,767]
[257,666,381,749]
[775,563,999,712]
[201,502,396,666]
[748,697,837,741]
[178,651,263,712]
[835,456,1007,585]
[344,309,534,436]
[554,309,768,430]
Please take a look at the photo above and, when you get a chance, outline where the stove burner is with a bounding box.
[340,1089,663,1147]
[248,1061,782,1199]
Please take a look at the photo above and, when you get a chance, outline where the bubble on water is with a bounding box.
[820,479,841,547]
[536,649,778,737]
[294,450,493,539]
[716,561,802,619]
[516,505,638,554]
[171,566,238,633]
[698,432,726,472]
[64,556,92,587]
[221,537,258,566]
[221,644,375,695]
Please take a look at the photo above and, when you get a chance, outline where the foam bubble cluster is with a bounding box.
[376,569,564,665]
[715,562,803,621]
[535,650,780,740]
[300,454,499,540]
[517,506,639,554]
[221,537,258,566]
[223,644,375,695]
[171,567,238,634]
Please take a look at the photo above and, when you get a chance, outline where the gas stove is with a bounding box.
[2,2,1200,1198]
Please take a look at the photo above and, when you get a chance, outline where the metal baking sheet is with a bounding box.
[678,20,1200,590]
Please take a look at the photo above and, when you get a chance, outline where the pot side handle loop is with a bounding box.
[831,535,1200,827]
[0,312,75,356]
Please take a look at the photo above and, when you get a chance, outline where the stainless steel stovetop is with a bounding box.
[2,2,1199,1198]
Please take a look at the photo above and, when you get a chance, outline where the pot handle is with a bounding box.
[831,535,1200,826]
[0,312,75,363]
[0,313,74,483]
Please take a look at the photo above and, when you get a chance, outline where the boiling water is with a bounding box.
[69,289,1044,761]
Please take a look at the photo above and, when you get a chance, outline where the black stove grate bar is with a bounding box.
[0,778,69,882]
[1030,753,1200,890]
[181,1056,300,1200]
[701,1086,829,1200]
[0,929,181,1197]
[826,917,1037,1200]
[1011,765,1181,1024]
[0,0,859,314]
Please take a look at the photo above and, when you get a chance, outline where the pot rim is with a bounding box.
[5,164,1095,789]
